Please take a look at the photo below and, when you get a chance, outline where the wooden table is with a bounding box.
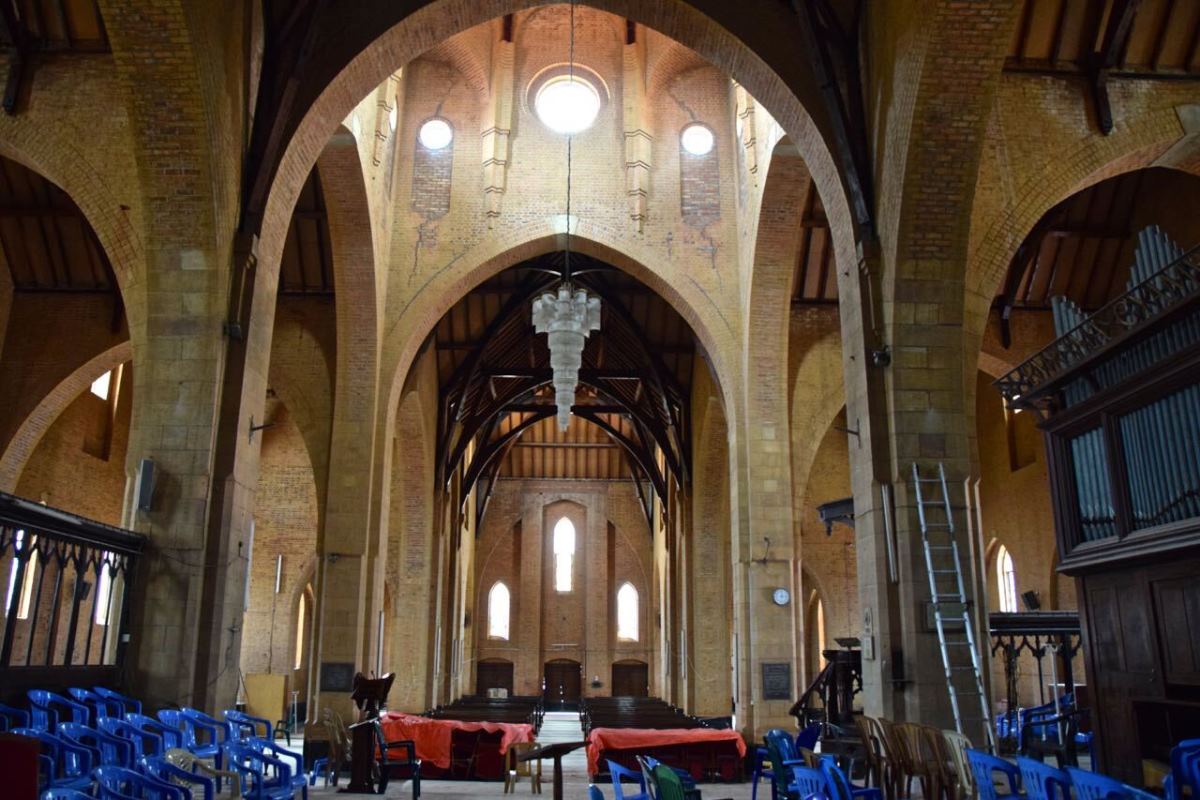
[518,740,588,800]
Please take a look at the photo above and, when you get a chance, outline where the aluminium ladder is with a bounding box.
[912,462,996,751]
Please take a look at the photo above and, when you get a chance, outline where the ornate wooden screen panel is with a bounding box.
[0,493,145,671]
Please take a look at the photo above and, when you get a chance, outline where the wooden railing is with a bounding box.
[0,492,145,693]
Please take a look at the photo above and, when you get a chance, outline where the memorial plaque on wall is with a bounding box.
[320,662,356,692]
[761,662,792,700]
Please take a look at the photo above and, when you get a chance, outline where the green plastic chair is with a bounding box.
[654,764,688,800]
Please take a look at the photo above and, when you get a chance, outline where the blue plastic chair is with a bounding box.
[142,755,217,800]
[67,687,111,724]
[28,690,89,732]
[608,759,651,800]
[244,737,307,800]
[752,745,778,800]
[765,728,808,799]
[126,713,183,751]
[226,710,274,742]
[966,748,1021,800]
[98,716,163,760]
[820,756,882,800]
[789,765,829,798]
[796,724,822,752]
[0,701,31,731]
[1018,756,1071,800]
[94,764,187,800]
[1164,739,1200,800]
[94,687,142,717]
[224,741,296,800]
[39,790,94,800]
[159,708,230,790]
[59,721,134,768]
[14,728,95,793]
[1066,767,1157,800]
[589,786,605,800]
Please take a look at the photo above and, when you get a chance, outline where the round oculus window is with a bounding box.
[535,76,601,135]
[419,118,453,150]
[681,123,715,156]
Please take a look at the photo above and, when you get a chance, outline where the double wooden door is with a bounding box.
[611,660,649,697]
[543,659,582,709]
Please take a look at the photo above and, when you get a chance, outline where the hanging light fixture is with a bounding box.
[533,0,600,431]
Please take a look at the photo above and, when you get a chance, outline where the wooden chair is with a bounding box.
[321,707,352,786]
[879,719,917,799]
[855,716,898,800]
[505,742,542,794]
[894,723,940,800]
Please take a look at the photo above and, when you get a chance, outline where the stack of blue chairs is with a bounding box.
[5,686,308,799]
[967,746,1194,800]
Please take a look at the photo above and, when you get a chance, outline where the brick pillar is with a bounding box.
[101,0,249,711]
[515,494,544,696]
[308,135,386,720]
[688,382,732,717]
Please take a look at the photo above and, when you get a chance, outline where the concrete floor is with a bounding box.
[304,711,756,800]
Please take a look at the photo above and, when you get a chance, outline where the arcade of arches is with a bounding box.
[1,0,1200,780]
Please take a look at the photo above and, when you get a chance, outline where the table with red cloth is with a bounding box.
[379,712,535,780]
[586,726,747,781]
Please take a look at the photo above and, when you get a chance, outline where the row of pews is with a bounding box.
[579,696,706,736]
[425,694,545,733]
[580,697,744,782]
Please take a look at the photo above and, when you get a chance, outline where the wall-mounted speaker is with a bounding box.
[136,458,155,512]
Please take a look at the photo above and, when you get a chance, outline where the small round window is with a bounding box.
[681,123,714,156]
[419,118,453,150]
[535,76,601,135]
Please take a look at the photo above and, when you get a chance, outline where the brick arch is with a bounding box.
[959,108,1200,436]
[789,330,845,497]
[268,312,334,525]
[381,221,738,439]
[966,106,1199,339]
[0,342,133,493]
[253,1,859,410]
[0,120,143,321]
[255,0,853,270]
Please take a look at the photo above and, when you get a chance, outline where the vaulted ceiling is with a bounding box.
[0,155,117,293]
[432,252,697,526]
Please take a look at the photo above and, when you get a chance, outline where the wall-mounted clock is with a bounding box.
[772,588,791,606]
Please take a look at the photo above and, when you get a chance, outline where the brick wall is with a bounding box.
[473,479,654,698]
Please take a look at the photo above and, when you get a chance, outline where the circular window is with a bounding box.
[681,124,714,156]
[419,118,453,150]
[535,76,601,135]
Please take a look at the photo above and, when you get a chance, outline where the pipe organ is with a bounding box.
[996,225,1200,783]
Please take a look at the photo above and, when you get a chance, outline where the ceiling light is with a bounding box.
[535,77,601,135]
[681,123,714,156]
[419,118,453,150]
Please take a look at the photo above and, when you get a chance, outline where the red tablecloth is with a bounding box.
[380,712,535,770]
[585,727,747,775]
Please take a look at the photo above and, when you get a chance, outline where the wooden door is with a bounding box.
[611,661,649,697]
[476,659,514,696]
[543,659,581,708]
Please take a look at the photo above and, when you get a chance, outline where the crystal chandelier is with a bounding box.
[533,285,600,430]
[533,0,600,431]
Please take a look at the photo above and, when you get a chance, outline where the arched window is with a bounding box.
[553,518,575,592]
[488,582,511,640]
[997,546,1018,613]
[94,555,114,625]
[4,530,36,620]
[294,587,310,670]
[616,582,638,641]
